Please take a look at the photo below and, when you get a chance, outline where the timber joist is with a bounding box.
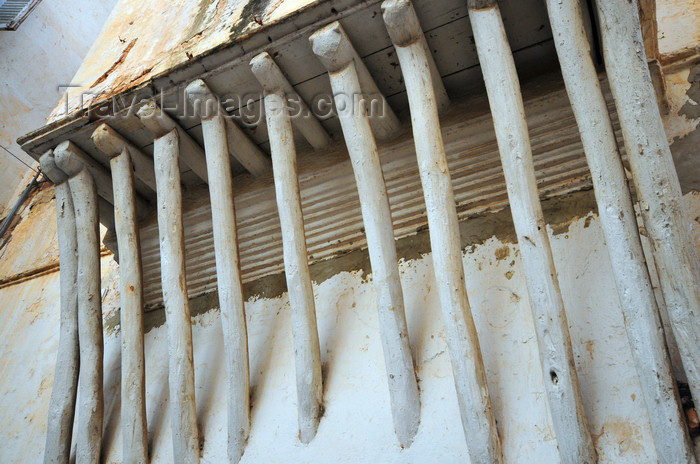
[32,0,700,463]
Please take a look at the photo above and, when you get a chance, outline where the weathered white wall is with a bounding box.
[1,187,699,463]
[656,0,700,57]
[1,1,699,462]
[0,0,118,218]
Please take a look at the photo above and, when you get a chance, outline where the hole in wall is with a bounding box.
[550,369,559,386]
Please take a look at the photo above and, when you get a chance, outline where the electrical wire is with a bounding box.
[0,143,39,173]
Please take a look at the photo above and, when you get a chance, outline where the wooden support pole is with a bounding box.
[40,150,79,464]
[54,141,115,205]
[185,79,271,177]
[311,21,402,141]
[185,82,252,461]
[251,53,323,443]
[596,0,700,405]
[153,130,200,464]
[109,147,149,463]
[136,102,209,184]
[54,148,104,464]
[54,141,123,233]
[55,140,149,215]
[468,2,596,462]
[311,25,420,448]
[251,52,331,151]
[92,124,157,195]
[381,1,501,461]
[546,1,696,462]
[381,0,449,114]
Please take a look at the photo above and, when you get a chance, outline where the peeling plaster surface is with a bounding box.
[657,0,700,196]
[2,191,699,463]
[0,0,119,217]
[49,0,321,122]
[665,64,700,192]
[663,67,699,139]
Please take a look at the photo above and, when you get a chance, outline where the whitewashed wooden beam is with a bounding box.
[186,82,251,461]
[153,129,200,464]
[40,150,79,464]
[51,143,120,232]
[109,146,148,463]
[54,148,104,464]
[136,101,209,184]
[546,1,696,462]
[468,2,596,463]
[185,79,271,177]
[54,140,149,217]
[381,0,449,114]
[596,0,700,406]
[381,1,500,461]
[52,142,118,232]
[311,26,420,448]
[251,53,323,444]
[311,21,402,141]
[55,141,115,206]
[250,52,331,151]
[92,123,157,196]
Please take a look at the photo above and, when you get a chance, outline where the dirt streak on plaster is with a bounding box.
[103,188,599,334]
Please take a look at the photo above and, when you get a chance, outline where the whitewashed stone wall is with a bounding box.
[2,191,698,463]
